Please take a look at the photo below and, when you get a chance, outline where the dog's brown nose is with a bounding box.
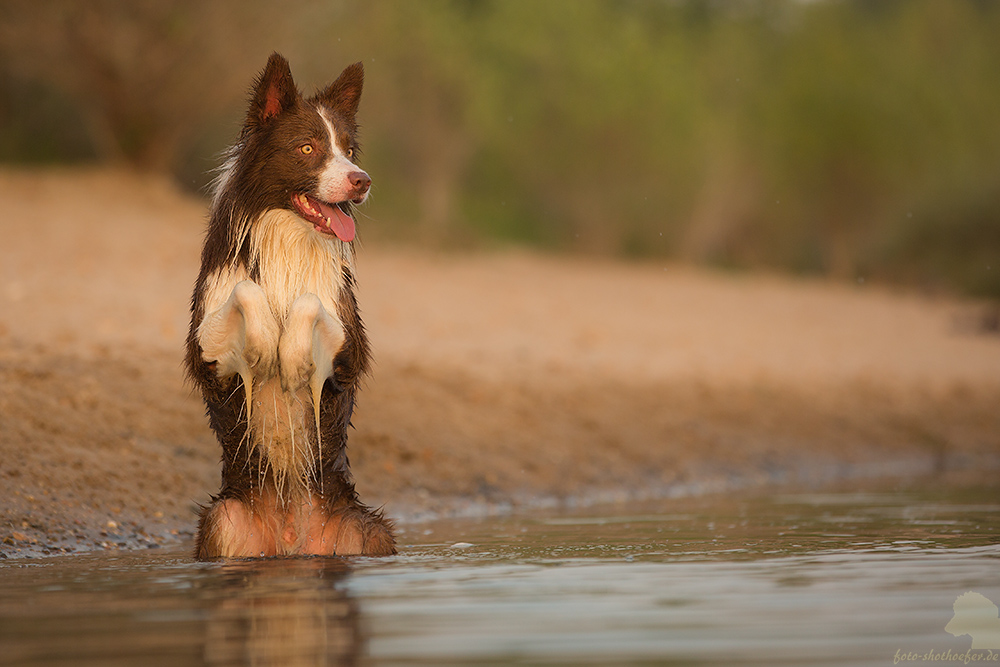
[349,171,371,196]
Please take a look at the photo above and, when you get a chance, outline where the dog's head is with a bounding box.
[231,53,370,243]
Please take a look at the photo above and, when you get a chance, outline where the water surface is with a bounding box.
[2,479,999,666]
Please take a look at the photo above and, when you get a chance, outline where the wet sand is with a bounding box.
[2,168,999,557]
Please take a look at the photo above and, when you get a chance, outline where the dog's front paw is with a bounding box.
[278,293,345,395]
[199,280,280,381]
[240,306,280,382]
[279,346,315,394]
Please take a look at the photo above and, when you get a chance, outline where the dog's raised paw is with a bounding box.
[279,352,315,394]
[278,293,345,395]
[240,310,280,382]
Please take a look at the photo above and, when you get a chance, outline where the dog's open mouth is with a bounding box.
[291,193,356,242]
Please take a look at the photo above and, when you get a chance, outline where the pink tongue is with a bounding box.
[315,199,356,242]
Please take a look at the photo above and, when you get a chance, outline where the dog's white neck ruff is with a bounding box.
[203,208,352,320]
[248,208,353,322]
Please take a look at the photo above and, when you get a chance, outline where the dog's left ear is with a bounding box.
[247,53,299,130]
[317,62,364,119]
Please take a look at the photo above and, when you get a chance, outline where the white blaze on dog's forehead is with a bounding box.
[315,109,366,205]
[318,107,349,159]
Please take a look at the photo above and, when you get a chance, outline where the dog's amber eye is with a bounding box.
[347,148,354,159]
[299,144,314,155]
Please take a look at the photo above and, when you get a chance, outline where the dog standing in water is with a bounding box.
[185,53,395,558]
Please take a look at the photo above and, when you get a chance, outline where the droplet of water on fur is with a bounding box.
[259,552,265,557]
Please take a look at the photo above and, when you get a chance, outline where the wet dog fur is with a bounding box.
[185,53,395,559]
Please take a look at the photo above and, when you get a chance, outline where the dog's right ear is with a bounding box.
[246,53,298,130]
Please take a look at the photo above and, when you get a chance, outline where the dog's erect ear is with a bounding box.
[247,53,298,129]
[317,62,364,119]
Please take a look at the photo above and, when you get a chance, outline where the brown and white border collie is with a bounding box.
[185,53,395,559]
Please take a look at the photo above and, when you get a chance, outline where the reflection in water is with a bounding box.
[0,481,998,666]
[0,554,363,666]
[204,558,361,667]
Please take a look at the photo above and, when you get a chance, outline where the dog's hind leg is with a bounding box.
[196,497,278,559]
[300,497,397,556]
[198,280,280,419]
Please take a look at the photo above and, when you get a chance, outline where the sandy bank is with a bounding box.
[1,169,998,557]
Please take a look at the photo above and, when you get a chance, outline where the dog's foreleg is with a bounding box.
[279,293,345,395]
[278,294,346,484]
[197,280,280,419]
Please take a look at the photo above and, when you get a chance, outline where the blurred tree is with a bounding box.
[0,0,997,296]
[0,0,304,169]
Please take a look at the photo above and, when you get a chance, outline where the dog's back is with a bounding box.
[185,53,394,559]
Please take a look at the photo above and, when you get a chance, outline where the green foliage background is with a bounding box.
[2,0,998,295]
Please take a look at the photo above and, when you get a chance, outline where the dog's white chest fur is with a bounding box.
[249,209,349,321]
[198,209,352,496]
[201,209,350,321]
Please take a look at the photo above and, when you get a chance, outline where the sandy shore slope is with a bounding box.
[1,169,998,556]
